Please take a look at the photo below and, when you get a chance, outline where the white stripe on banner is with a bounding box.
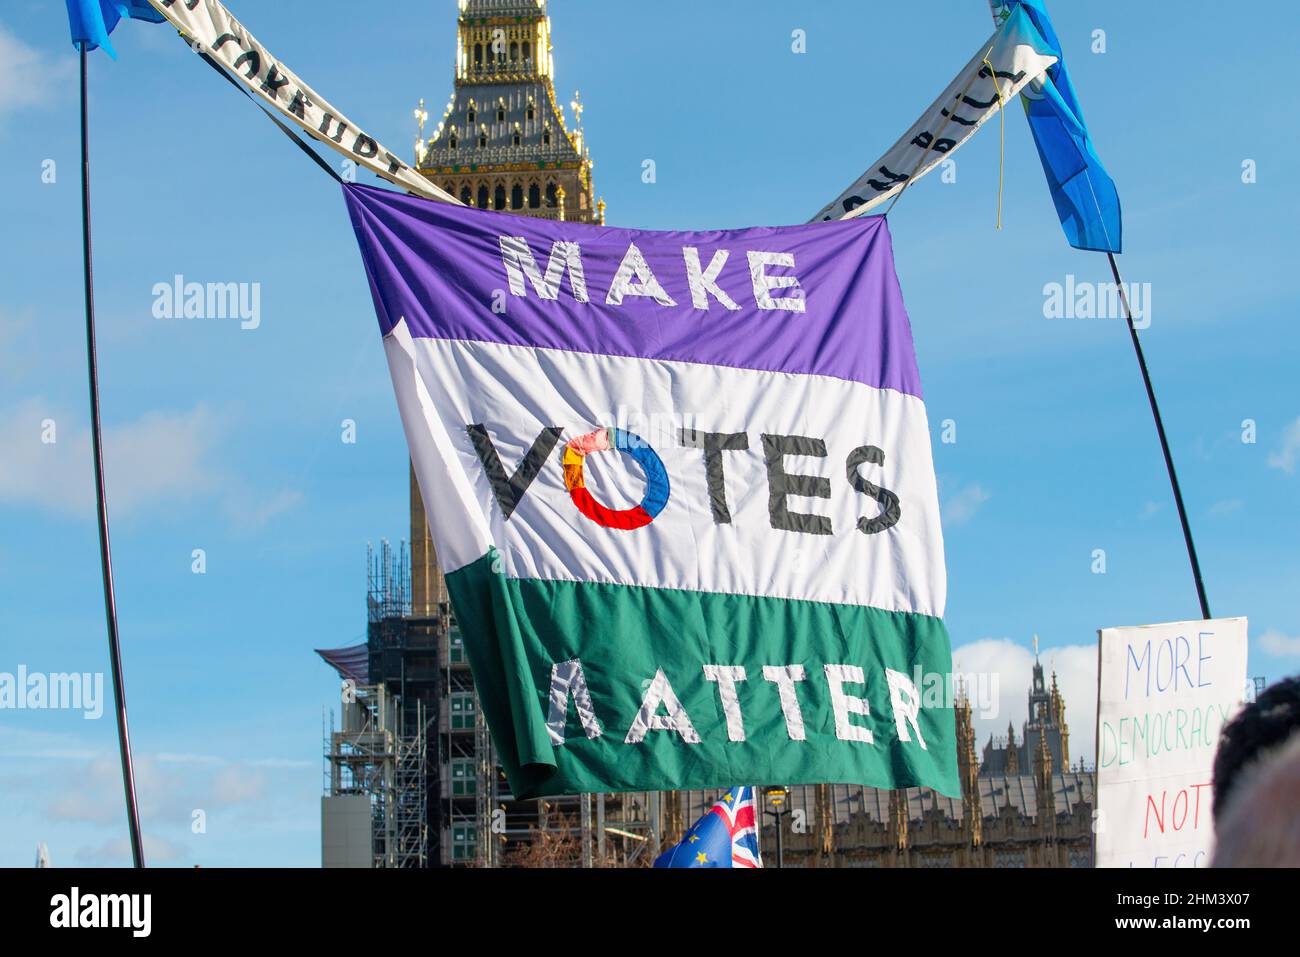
[387,324,947,618]
[145,0,455,203]
[809,6,1057,222]
[385,320,494,571]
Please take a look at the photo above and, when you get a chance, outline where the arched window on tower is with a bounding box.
[478,129,488,148]
[477,185,489,209]
[542,127,551,146]
[449,133,458,150]
[545,182,558,208]
[511,183,524,209]
[467,108,475,124]
[494,184,506,210]
[522,41,531,62]
[528,183,541,208]
[460,185,473,206]
[497,107,506,123]
[473,44,482,67]
[509,41,518,62]
[512,127,521,147]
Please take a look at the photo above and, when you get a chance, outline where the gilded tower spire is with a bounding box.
[1004,721,1019,775]
[954,677,982,847]
[1050,668,1070,766]
[1034,719,1057,842]
[416,0,598,224]
[888,788,910,853]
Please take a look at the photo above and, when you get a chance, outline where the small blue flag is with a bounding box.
[65,0,165,60]
[990,0,1122,253]
[654,787,762,868]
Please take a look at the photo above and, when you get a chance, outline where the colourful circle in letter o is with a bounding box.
[562,427,669,530]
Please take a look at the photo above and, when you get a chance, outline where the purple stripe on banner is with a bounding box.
[343,183,923,398]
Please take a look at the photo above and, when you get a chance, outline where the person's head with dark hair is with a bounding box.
[1213,731,1300,867]
[1213,675,1300,820]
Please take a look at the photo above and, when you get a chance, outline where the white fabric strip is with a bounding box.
[145,0,455,203]
[384,320,494,571]
[388,329,948,618]
[809,8,1056,222]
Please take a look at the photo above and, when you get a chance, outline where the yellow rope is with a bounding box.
[983,54,1006,231]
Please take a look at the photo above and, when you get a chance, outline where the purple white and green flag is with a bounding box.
[344,183,958,799]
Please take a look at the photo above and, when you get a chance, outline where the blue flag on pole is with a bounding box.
[654,787,762,869]
[989,0,1122,253]
[65,0,164,59]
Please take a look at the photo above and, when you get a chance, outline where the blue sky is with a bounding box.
[1,0,1297,866]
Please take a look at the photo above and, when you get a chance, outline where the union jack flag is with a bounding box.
[653,786,763,869]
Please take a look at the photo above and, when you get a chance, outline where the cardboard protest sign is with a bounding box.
[1095,617,1248,868]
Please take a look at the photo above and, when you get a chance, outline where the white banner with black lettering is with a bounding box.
[810,4,1057,222]
[144,0,454,203]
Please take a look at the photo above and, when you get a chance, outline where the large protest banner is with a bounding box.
[1095,617,1248,867]
[344,182,959,799]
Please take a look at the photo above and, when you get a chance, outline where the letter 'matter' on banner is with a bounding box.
[546,659,602,745]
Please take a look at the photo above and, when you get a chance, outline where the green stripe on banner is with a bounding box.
[446,550,959,799]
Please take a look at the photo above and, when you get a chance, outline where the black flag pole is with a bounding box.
[78,42,145,869]
[1107,251,1212,621]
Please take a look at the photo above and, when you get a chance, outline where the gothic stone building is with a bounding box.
[767,656,1095,867]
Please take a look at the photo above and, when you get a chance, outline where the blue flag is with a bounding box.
[65,0,164,59]
[654,787,762,868]
[990,0,1122,253]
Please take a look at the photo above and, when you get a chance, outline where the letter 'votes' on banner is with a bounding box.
[343,182,959,799]
[1094,618,1248,868]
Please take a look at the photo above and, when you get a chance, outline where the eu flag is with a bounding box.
[65,1,165,59]
[654,787,762,868]
[990,0,1122,253]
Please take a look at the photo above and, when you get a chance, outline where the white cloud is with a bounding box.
[156,752,225,767]
[211,766,267,804]
[47,754,188,826]
[0,311,33,377]
[1268,417,1300,475]
[1208,498,1244,516]
[941,482,991,528]
[226,487,304,533]
[0,725,100,761]
[0,399,301,528]
[1259,629,1300,658]
[0,27,73,116]
[35,750,303,836]
[0,736,315,865]
[74,835,184,867]
[952,636,1098,765]
[0,399,217,517]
